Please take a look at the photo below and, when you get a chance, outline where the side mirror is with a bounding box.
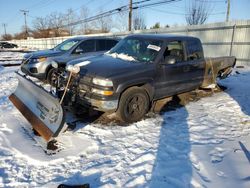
[161,57,176,65]
[74,48,84,55]
[166,58,176,64]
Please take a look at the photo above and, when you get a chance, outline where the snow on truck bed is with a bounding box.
[0,52,250,188]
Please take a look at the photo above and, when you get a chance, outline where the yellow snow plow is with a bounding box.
[9,72,67,142]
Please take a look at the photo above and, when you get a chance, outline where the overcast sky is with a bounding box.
[0,0,250,35]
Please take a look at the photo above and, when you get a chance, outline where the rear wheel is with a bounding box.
[117,87,149,123]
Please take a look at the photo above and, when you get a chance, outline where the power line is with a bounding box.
[29,0,57,12]
[48,0,149,29]
[27,0,53,9]
[19,0,182,32]
[148,7,225,15]
[134,0,182,9]
[58,0,182,29]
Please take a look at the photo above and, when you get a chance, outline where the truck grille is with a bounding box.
[80,76,92,83]
[78,76,92,96]
[79,84,91,92]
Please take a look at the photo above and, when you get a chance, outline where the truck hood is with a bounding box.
[68,54,153,78]
[24,49,65,59]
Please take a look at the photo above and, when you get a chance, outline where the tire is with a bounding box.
[117,87,150,123]
[47,68,58,86]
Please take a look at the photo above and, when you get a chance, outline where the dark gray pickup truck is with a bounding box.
[9,34,236,141]
[53,34,235,123]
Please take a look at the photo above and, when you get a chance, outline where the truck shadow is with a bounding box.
[218,71,250,116]
[149,95,192,188]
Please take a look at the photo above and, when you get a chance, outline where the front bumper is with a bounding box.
[20,60,50,80]
[77,96,118,112]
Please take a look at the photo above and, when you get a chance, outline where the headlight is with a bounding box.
[30,57,47,64]
[92,78,113,87]
[37,57,47,62]
[92,88,113,96]
[51,61,58,68]
[66,64,80,74]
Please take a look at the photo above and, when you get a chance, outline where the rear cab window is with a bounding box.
[186,39,204,60]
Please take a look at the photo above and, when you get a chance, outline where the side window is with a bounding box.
[106,40,118,50]
[186,39,203,60]
[164,41,184,63]
[73,40,95,54]
[96,40,106,51]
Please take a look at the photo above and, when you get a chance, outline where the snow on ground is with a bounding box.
[0,52,250,188]
[0,51,24,65]
[0,51,24,60]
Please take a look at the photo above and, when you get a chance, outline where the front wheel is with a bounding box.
[47,67,64,86]
[117,87,149,123]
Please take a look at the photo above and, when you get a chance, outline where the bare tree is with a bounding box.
[64,8,78,36]
[114,11,128,32]
[13,26,32,39]
[186,0,210,25]
[1,34,12,41]
[48,12,68,37]
[78,6,90,34]
[13,31,27,39]
[32,17,50,38]
[93,9,112,33]
[133,11,146,30]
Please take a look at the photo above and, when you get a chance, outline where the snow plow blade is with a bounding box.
[9,72,66,142]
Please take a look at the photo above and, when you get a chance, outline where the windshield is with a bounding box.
[54,38,81,51]
[107,37,163,63]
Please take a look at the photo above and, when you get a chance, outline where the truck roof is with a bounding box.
[127,34,199,41]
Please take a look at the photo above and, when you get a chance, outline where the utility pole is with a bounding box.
[226,0,230,22]
[128,0,132,31]
[20,9,29,38]
[2,23,7,35]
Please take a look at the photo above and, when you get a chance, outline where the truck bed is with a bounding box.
[201,56,236,88]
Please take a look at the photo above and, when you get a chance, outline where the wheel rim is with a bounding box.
[50,70,57,85]
[125,94,146,119]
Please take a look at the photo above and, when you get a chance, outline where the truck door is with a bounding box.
[155,40,194,99]
[185,39,206,88]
